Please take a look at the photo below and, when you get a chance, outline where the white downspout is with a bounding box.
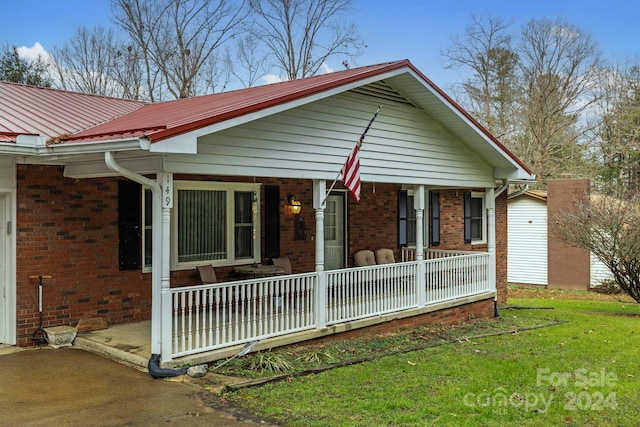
[104,152,164,357]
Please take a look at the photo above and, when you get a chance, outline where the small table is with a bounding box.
[233,264,285,278]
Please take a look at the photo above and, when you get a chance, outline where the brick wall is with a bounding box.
[347,182,402,264]
[16,165,150,346]
[495,191,508,302]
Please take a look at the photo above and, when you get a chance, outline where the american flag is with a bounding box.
[342,142,362,201]
[341,107,381,202]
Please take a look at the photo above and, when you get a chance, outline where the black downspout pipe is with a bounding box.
[494,299,500,318]
[148,354,186,378]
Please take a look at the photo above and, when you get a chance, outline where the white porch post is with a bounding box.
[413,185,426,306]
[159,173,173,361]
[486,187,496,296]
[313,179,326,327]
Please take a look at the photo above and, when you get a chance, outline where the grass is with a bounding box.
[217,289,640,426]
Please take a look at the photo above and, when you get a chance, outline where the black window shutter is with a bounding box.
[264,186,280,259]
[398,190,408,247]
[463,191,472,243]
[118,180,141,270]
[430,192,440,246]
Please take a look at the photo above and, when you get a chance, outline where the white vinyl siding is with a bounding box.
[507,196,548,285]
[166,91,495,188]
[590,253,614,287]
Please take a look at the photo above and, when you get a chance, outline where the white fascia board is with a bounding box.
[15,135,47,147]
[494,167,537,183]
[149,133,197,153]
[150,69,409,152]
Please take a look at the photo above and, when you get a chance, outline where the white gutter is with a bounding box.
[104,152,164,357]
[1,137,149,157]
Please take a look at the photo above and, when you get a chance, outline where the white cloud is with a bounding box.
[16,42,53,64]
[261,74,286,85]
[319,63,334,74]
[260,62,335,85]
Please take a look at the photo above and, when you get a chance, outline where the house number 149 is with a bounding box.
[161,173,173,209]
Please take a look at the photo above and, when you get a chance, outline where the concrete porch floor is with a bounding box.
[74,321,151,371]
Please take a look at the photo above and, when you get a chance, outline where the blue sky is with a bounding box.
[2,0,639,89]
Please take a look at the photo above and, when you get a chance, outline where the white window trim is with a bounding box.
[143,181,261,272]
[471,191,487,245]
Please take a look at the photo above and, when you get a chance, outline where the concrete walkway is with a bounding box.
[74,321,151,371]
[0,346,275,427]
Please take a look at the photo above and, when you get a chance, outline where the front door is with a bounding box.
[324,193,345,270]
[0,195,5,343]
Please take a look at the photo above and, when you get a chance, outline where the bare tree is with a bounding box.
[555,192,640,302]
[442,15,519,142]
[248,0,364,80]
[517,18,602,186]
[111,42,146,100]
[52,27,121,96]
[229,35,271,88]
[111,0,248,100]
[593,59,640,192]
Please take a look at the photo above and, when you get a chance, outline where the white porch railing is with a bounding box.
[325,261,418,324]
[167,252,491,359]
[170,273,317,358]
[401,247,479,261]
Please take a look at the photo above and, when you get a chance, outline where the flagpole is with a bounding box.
[321,106,381,206]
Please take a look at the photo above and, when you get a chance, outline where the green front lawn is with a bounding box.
[220,291,640,426]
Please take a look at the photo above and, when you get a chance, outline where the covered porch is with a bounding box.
[76,249,495,369]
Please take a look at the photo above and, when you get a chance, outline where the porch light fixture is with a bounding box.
[289,196,302,215]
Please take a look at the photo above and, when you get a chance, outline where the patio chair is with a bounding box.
[272,257,293,275]
[375,248,396,264]
[196,264,218,284]
[354,250,376,267]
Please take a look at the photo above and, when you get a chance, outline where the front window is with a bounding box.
[177,188,227,263]
[234,191,255,258]
[143,181,260,269]
[406,194,417,246]
[470,192,486,243]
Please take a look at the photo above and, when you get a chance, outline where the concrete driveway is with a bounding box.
[0,346,273,426]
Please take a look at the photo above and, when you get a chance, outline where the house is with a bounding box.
[0,59,535,367]
[507,179,613,289]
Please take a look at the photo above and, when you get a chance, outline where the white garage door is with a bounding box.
[508,197,548,285]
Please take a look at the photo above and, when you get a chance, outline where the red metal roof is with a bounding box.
[68,61,411,144]
[0,81,145,143]
[0,59,532,175]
